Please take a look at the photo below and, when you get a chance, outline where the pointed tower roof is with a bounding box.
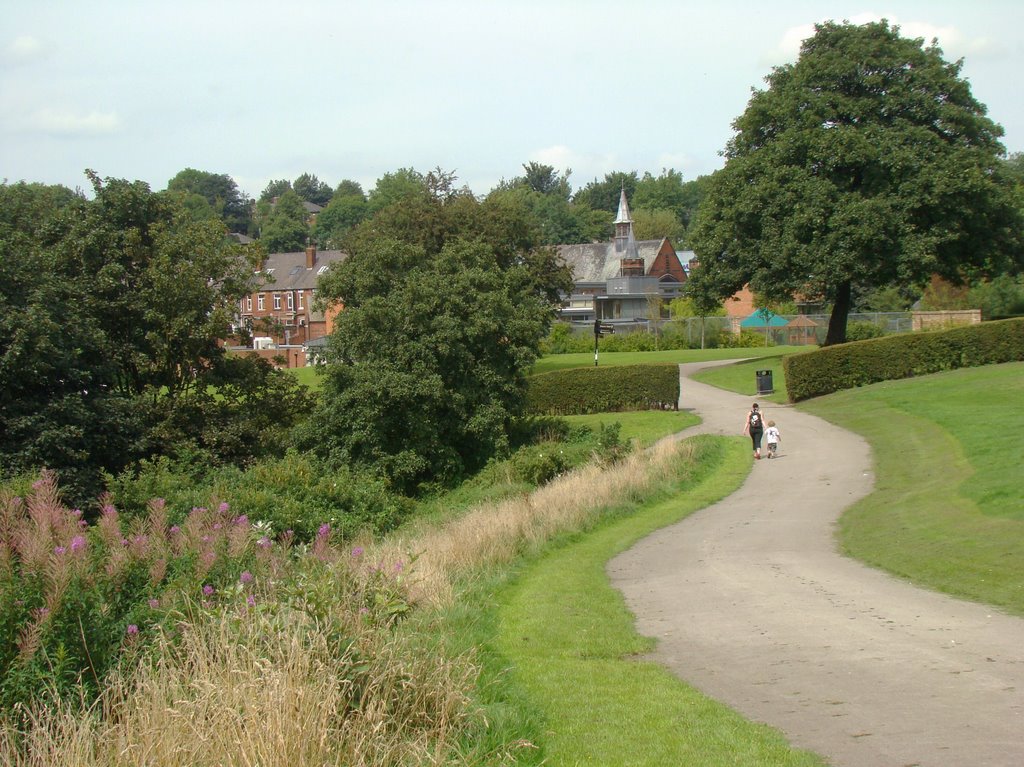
[613,186,638,257]
[613,185,633,224]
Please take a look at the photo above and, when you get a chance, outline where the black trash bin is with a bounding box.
[756,369,774,395]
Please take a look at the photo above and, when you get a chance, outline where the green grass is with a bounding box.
[531,346,804,375]
[288,365,322,391]
[690,353,810,404]
[799,362,1024,615]
[492,436,826,766]
[561,409,700,447]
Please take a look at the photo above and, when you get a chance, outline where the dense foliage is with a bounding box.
[526,364,680,415]
[301,192,573,493]
[689,20,1024,345]
[0,175,307,506]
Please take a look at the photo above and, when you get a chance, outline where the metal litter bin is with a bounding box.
[756,369,774,395]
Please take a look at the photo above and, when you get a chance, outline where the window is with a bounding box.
[287,292,294,310]
[273,293,281,310]
[246,296,252,311]
[297,290,304,309]
[257,294,264,311]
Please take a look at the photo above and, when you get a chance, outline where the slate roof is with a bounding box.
[255,249,347,293]
[557,238,672,282]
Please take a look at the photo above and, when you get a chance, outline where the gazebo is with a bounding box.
[784,314,820,346]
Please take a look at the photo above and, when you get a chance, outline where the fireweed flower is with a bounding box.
[257,536,271,549]
[202,585,214,597]
[351,546,364,558]
[239,571,253,584]
[148,599,159,609]
[70,535,86,553]
[246,595,256,607]
[53,546,66,555]
[219,502,230,513]
[126,624,139,636]
[318,523,330,537]
[234,514,248,526]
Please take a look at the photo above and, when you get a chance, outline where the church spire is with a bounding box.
[613,185,637,256]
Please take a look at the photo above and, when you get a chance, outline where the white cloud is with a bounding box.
[6,34,43,61]
[761,13,998,67]
[30,108,120,137]
[529,145,620,181]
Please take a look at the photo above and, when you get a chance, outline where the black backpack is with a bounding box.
[749,410,762,429]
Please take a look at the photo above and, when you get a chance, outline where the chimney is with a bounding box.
[305,241,316,269]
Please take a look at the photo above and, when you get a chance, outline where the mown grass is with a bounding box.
[800,362,1024,615]
[491,436,825,766]
[561,409,700,447]
[531,346,804,375]
[690,353,803,403]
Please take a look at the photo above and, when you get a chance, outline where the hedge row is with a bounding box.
[526,363,680,415]
[784,317,1024,402]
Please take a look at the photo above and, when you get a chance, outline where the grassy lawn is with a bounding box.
[800,362,1024,615]
[689,352,815,404]
[561,409,700,447]
[492,436,825,766]
[531,346,805,375]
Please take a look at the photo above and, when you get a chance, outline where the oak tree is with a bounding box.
[689,20,1024,344]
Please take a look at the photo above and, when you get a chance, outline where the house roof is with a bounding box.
[558,238,672,282]
[785,315,819,327]
[255,249,347,293]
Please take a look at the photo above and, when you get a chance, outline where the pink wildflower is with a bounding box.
[126,624,139,637]
[239,571,253,584]
[257,536,271,549]
[202,584,214,597]
[148,599,159,609]
[70,535,86,553]
[246,595,256,607]
[351,546,364,558]
[54,546,66,555]
[318,523,330,537]
[234,514,248,526]
[219,502,230,513]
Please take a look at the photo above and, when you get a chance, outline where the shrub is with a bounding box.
[526,364,680,415]
[107,451,415,543]
[510,445,570,486]
[784,317,1024,401]
[845,320,886,342]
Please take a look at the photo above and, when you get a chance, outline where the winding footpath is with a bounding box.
[608,361,1024,767]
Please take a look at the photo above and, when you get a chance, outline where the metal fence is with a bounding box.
[568,312,913,347]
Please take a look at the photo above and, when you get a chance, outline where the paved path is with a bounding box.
[608,361,1024,767]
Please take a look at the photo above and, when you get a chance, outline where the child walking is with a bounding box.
[765,420,781,458]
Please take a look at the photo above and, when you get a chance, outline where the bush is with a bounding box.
[845,320,886,342]
[526,364,680,415]
[510,445,570,485]
[784,317,1024,401]
[107,451,415,543]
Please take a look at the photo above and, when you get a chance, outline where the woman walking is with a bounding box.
[743,402,765,460]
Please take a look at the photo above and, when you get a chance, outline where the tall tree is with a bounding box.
[367,168,429,215]
[304,192,571,492]
[166,168,252,234]
[259,189,309,253]
[573,171,639,213]
[259,178,292,202]
[689,20,1024,345]
[293,172,333,206]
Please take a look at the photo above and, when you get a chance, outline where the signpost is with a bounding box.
[593,319,614,366]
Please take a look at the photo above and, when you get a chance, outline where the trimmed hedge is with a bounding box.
[526,363,680,415]
[784,317,1024,402]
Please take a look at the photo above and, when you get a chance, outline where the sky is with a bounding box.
[2,0,1023,200]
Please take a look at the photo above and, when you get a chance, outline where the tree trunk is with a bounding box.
[824,280,852,346]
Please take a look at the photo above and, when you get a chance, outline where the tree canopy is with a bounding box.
[688,20,1024,344]
[0,173,299,505]
[166,168,252,234]
[302,185,571,493]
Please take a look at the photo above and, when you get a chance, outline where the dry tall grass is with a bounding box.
[1,439,692,766]
[374,439,691,605]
